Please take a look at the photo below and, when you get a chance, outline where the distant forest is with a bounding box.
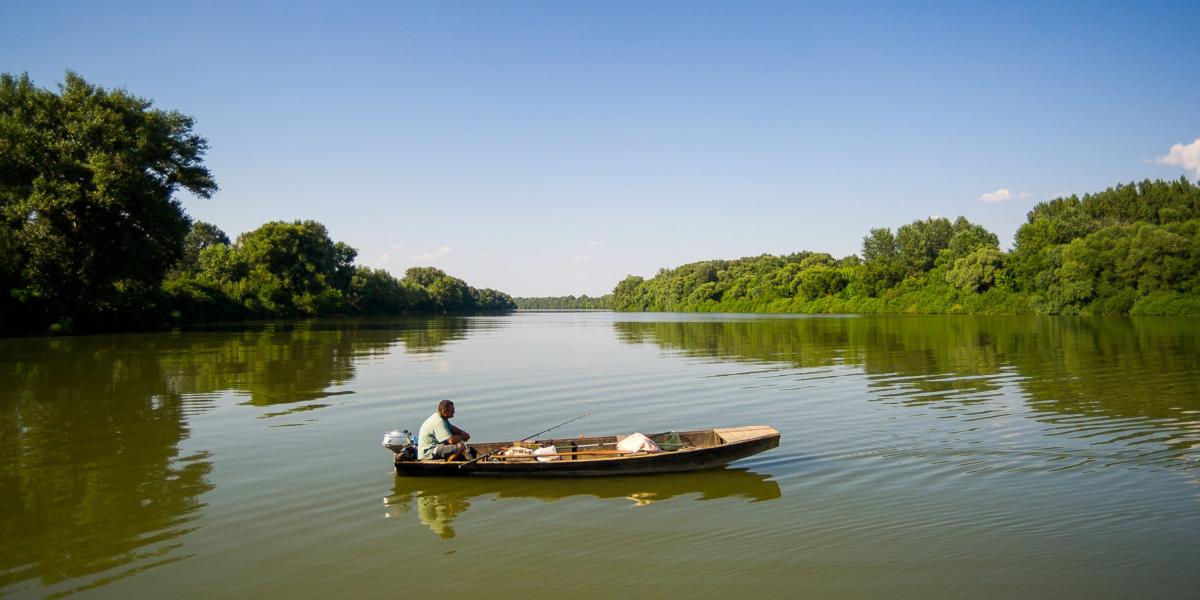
[613,178,1200,316]
[514,295,613,310]
[0,73,513,336]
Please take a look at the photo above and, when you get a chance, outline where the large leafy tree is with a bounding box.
[0,72,216,332]
[896,217,954,275]
[611,275,647,311]
[173,221,230,276]
[231,220,353,316]
[861,227,899,263]
[402,266,477,312]
[861,227,904,294]
[945,247,1005,293]
[944,217,1000,262]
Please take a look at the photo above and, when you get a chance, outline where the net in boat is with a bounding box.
[651,431,689,452]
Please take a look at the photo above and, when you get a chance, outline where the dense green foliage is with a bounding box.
[613,179,1200,316]
[1,72,217,333]
[1,73,513,335]
[1008,179,1200,315]
[165,220,516,323]
[513,295,613,309]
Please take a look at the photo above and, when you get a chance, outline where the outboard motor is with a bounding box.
[382,429,416,461]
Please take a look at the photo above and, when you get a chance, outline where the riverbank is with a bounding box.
[611,179,1200,317]
[620,287,1200,316]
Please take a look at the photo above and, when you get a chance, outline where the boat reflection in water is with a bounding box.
[384,467,782,538]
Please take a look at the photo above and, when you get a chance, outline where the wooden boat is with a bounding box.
[393,425,781,477]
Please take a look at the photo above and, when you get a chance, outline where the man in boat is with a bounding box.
[417,399,473,461]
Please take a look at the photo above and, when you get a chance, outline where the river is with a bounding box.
[2,313,1198,598]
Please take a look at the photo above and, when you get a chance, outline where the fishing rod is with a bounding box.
[458,411,594,469]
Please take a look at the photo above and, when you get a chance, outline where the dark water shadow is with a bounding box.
[384,468,781,539]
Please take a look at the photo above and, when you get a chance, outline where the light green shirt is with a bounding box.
[418,412,454,460]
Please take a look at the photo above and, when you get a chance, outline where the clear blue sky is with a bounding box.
[3,1,1198,296]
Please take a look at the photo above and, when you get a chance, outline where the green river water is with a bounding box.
[2,313,1198,598]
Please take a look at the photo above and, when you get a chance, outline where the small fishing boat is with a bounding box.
[392,425,781,477]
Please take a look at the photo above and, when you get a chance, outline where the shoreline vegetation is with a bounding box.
[514,295,613,310]
[0,73,513,337]
[6,73,1199,337]
[611,178,1200,317]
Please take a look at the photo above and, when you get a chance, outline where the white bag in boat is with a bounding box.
[617,432,661,454]
[534,445,560,462]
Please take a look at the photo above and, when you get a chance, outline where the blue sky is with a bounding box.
[3,1,1199,296]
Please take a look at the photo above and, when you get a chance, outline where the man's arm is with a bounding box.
[435,419,469,444]
[449,424,470,442]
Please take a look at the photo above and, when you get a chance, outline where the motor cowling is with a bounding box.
[382,429,415,460]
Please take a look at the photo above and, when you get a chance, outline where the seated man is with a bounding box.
[418,399,472,460]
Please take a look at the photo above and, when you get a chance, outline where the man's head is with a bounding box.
[438,399,455,418]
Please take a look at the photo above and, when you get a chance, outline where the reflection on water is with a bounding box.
[0,316,495,595]
[0,337,214,596]
[385,468,782,538]
[2,313,1199,598]
[615,316,1200,473]
[173,317,492,406]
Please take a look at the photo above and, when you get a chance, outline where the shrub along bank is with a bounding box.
[612,178,1200,316]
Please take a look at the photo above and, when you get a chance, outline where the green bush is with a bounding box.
[1130,292,1200,316]
[164,277,250,323]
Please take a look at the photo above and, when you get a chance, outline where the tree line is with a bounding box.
[0,72,513,336]
[166,220,515,326]
[513,295,613,309]
[612,178,1200,316]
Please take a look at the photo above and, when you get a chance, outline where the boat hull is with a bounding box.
[394,426,780,477]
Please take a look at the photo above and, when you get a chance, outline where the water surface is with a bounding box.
[2,313,1198,598]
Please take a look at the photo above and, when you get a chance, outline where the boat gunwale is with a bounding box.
[393,425,780,476]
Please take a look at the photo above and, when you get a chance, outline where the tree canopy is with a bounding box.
[168,221,516,322]
[513,295,613,309]
[1,72,216,332]
[1,73,515,335]
[612,179,1200,316]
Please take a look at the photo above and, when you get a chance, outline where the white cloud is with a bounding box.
[1156,137,1200,180]
[978,189,1011,203]
[377,253,394,265]
[977,188,1031,204]
[572,256,592,263]
[588,240,606,247]
[409,245,451,262]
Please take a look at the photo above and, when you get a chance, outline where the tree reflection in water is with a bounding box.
[169,317,481,407]
[0,316,493,593]
[384,468,781,538]
[0,336,214,595]
[614,316,1200,468]
[616,316,1200,417]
